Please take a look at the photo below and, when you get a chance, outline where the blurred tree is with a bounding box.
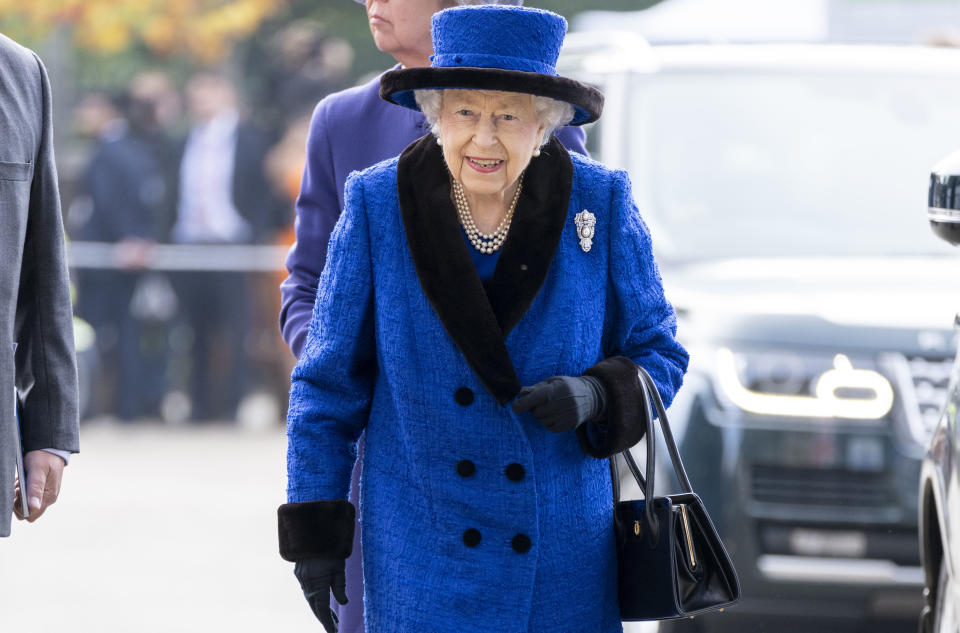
[0,0,285,65]
[0,0,658,93]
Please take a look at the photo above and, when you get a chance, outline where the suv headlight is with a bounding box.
[715,347,894,420]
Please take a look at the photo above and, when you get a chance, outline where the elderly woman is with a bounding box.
[278,6,688,633]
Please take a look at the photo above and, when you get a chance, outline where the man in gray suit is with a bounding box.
[0,33,80,537]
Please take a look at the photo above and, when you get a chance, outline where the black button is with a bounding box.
[512,534,531,554]
[454,387,474,406]
[457,460,476,477]
[505,463,525,481]
[463,528,482,548]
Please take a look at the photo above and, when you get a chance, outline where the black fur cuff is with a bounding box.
[277,500,356,562]
[577,356,648,458]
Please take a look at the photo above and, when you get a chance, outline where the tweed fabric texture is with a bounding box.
[286,142,688,631]
[395,136,575,404]
[430,6,566,75]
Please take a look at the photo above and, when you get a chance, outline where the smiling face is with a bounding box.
[365,0,451,67]
[438,89,545,201]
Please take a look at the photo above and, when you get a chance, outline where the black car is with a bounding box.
[918,149,960,633]
[559,38,960,632]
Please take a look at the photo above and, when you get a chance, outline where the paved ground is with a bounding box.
[0,421,312,632]
[0,421,656,633]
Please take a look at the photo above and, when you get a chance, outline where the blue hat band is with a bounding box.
[432,52,556,76]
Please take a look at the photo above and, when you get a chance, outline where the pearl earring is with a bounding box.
[532,147,541,158]
[437,137,443,146]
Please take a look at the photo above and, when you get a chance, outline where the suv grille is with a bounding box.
[751,465,890,508]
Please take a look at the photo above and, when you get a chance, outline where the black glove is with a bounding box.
[512,375,608,433]
[294,557,348,632]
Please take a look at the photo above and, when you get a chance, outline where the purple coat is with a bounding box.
[278,68,587,633]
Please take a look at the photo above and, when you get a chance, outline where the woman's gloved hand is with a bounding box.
[512,375,608,433]
[294,557,348,632]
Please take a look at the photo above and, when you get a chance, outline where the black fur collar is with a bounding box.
[397,135,573,404]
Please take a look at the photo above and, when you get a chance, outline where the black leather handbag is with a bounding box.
[613,366,741,621]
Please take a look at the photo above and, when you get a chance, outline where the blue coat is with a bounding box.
[286,135,688,632]
[279,69,588,633]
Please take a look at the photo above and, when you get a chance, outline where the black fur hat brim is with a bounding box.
[380,66,603,125]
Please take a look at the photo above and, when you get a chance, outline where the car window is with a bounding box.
[626,72,960,260]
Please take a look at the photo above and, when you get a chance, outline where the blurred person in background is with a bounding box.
[277,0,586,630]
[266,112,313,294]
[72,90,170,421]
[0,34,79,534]
[170,72,287,422]
[129,71,183,213]
[263,115,314,400]
[256,20,356,136]
[130,71,183,135]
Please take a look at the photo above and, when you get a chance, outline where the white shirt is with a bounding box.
[42,448,70,464]
[172,110,252,244]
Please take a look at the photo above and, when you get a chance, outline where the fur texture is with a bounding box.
[278,500,356,562]
[396,134,573,404]
[579,356,649,458]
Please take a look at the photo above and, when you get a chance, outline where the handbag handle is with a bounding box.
[611,366,694,540]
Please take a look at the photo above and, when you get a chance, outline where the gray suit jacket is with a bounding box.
[0,34,79,537]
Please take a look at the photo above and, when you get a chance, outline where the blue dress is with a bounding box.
[286,135,688,632]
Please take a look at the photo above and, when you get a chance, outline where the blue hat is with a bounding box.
[380,5,603,125]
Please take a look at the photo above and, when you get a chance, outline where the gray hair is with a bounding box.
[413,89,574,148]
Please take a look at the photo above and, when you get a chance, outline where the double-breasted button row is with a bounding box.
[461,528,532,554]
[455,461,525,481]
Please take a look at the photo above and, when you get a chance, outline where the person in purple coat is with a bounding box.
[278,1,586,630]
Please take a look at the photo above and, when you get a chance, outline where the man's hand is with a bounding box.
[14,450,66,522]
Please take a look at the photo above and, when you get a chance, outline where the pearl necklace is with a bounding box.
[452,173,524,255]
